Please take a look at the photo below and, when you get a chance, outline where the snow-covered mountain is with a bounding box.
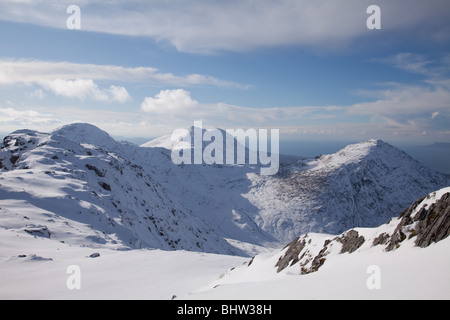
[0,124,240,255]
[1,123,449,300]
[245,138,448,242]
[0,123,447,256]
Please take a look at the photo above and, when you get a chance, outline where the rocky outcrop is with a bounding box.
[85,164,106,177]
[24,225,51,238]
[414,192,450,247]
[386,192,450,251]
[275,237,306,272]
[275,230,366,275]
[337,230,365,254]
[275,188,450,275]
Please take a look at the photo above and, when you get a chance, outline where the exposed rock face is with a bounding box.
[305,242,329,275]
[415,192,450,247]
[275,237,306,272]
[9,154,20,166]
[337,230,365,254]
[386,191,450,251]
[275,188,450,275]
[275,229,366,274]
[372,232,389,246]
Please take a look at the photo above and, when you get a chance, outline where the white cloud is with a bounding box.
[0,58,246,88]
[1,0,449,53]
[107,85,131,104]
[0,107,58,126]
[141,89,199,114]
[139,81,450,141]
[374,53,450,78]
[140,89,352,134]
[3,74,449,143]
[39,79,131,103]
[0,58,245,104]
[348,80,450,120]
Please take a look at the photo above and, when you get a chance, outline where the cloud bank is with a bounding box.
[0,58,246,103]
[1,0,449,53]
[139,74,450,140]
[0,59,244,88]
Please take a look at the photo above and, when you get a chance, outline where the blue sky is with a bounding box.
[0,0,449,146]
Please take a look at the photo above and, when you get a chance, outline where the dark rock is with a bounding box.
[275,237,306,273]
[337,230,365,254]
[307,246,328,274]
[24,226,51,238]
[86,164,106,177]
[99,182,111,191]
[372,232,389,246]
[414,192,450,248]
[387,192,450,251]
[386,229,406,251]
[10,154,20,166]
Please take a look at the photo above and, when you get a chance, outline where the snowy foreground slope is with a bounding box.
[184,187,450,300]
[0,187,448,299]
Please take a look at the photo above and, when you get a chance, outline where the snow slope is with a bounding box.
[1,187,447,300]
[0,230,246,300]
[185,187,450,300]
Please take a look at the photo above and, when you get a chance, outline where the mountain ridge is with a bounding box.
[1,123,448,256]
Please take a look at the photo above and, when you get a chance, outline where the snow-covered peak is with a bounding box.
[335,139,398,158]
[141,125,231,150]
[141,127,194,150]
[140,125,251,166]
[335,138,382,158]
[305,139,398,170]
[249,138,447,241]
[52,123,118,151]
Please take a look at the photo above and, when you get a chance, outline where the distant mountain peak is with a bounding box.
[52,122,118,150]
[303,138,398,171]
